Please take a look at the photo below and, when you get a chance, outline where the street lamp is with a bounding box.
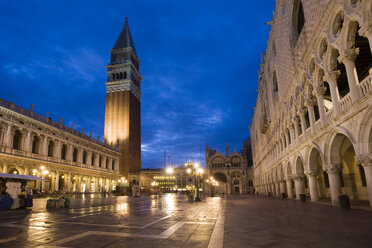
[166,167,173,192]
[39,166,49,192]
[185,160,205,201]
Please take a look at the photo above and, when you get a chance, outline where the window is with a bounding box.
[73,148,78,162]
[292,0,305,45]
[99,156,102,167]
[273,71,278,92]
[32,136,39,154]
[61,144,67,160]
[106,158,109,169]
[297,1,305,35]
[83,151,87,164]
[12,130,22,150]
[48,141,54,157]
[91,153,95,165]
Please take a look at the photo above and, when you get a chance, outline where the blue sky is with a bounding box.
[0,0,275,168]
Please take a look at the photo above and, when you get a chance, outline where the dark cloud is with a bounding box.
[0,0,275,168]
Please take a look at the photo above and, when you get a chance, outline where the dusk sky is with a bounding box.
[0,0,275,168]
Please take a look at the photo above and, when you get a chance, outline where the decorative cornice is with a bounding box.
[106,81,142,100]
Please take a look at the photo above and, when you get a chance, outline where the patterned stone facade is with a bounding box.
[251,0,372,206]
[0,99,120,192]
[205,144,254,194]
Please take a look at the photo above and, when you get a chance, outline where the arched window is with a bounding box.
[91,153,95,165]
[12,130,22,150]
[297,1,305,35]
[48,140,54,157]
[8,168,19,174]
[83,151,87,164]
[123,72,127,79]
[61,144,67,160]
[292,0,305,45]
[32,136,40,154]
[73,148,78,162]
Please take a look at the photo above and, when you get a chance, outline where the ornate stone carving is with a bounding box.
[323,70,340,83]
[313,85,326,96]
[338,48,360,64]
[355,154,372,167]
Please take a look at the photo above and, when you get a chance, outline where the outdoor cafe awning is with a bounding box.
[0,173,45,181]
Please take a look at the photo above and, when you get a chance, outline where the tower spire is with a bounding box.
[113,17,136,53]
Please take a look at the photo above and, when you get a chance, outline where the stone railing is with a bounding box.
[359,74,372,97]
[340,93,352,112]
[325,108,334,121]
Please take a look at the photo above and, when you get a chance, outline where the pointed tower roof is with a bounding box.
[113,17,136,53]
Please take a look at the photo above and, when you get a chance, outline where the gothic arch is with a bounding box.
[325,126,358,167]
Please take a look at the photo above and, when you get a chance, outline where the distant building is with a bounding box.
[139,167,192,193]
[0,99,120,192]
[205,143,254,194]
[250,0,372,206]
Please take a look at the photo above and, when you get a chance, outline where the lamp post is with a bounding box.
[39,166,49,192]
[206,177,219,197]
[185,160,204,201]
[166,167,173,192]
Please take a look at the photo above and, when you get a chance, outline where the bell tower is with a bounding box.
[104,17,142,176]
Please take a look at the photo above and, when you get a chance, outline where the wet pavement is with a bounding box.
[0,194,223,248]
[224,195,372,248]
[2,194,372,247]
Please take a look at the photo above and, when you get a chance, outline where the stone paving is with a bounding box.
[0,194,223,248]
[1,194,372,247]
[224,195,372,248]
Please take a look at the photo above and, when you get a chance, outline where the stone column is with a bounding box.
[356,155,372,207]
[24,131,32,153]
[338,48,361,102]
[289,125,295,145]
[4,124,12,147]
[293,117,300,138]
[67,173,71,192]
[294,176,304,200]
[275,182,280,197]
[2,164,8,173]
[298,109,307,135]
[77,175,82,192]
[323,71,342,115]
[54,140,61,158]
[326,165,342,204]
[279,181,286,195]
[285,132,289,148]
[313,86,327,125]
[305,99,316,133]
[86,176,91,192]
[41,136,48,156]
[24,167,29,175]
[306,172,319,202]
[55,171,60,191]
[286,179,294,199]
